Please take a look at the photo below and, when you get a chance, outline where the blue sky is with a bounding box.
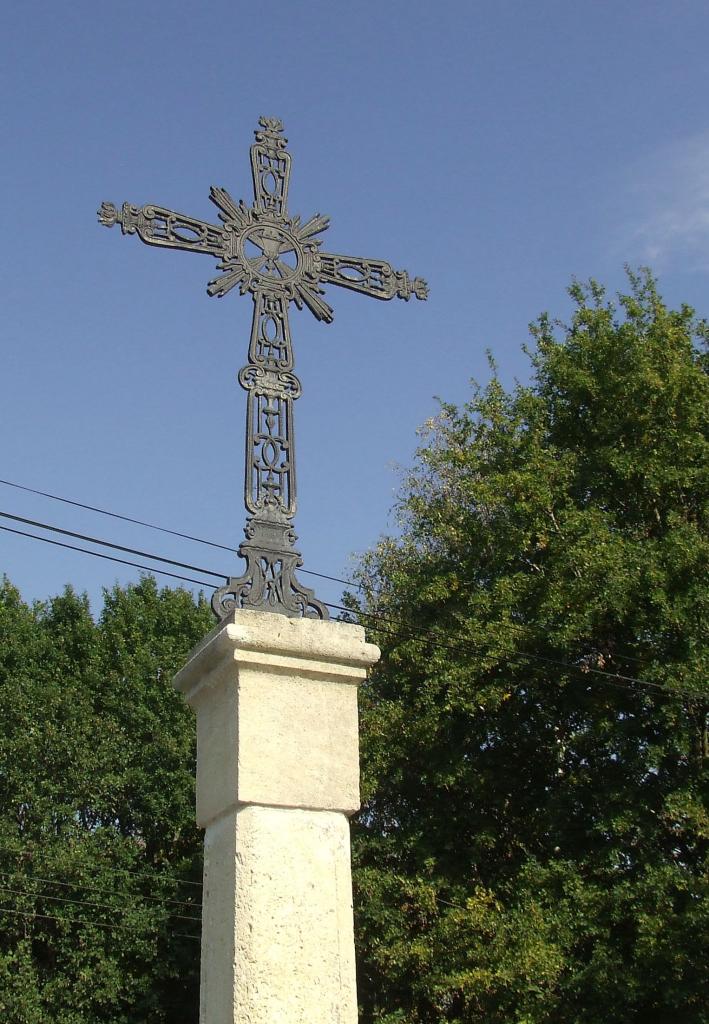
[2,0,708,615]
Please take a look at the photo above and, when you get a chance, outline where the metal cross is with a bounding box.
[99,116,427,621]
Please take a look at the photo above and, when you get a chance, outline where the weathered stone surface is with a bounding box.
[173,609,380,1024]
[202,805,357,1024]
[173,610,380,821]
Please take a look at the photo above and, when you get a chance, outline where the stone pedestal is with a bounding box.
[173,610,380,1024]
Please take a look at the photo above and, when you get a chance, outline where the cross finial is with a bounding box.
[256,116,286,145]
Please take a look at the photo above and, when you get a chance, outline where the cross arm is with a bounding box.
[317,252,428,302]
[98,201,226,258]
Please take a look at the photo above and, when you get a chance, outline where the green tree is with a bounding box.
[351,271,709,1024]
[0,576,211,1023]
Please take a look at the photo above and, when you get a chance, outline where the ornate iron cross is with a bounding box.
[99,116,427,621]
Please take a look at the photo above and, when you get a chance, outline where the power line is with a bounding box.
[0,477,668,662]
[0,885,200,925]
[0,511,226,580]
[324,601,705,701]
[0,905,200,941]
[434,895,470,912]
[90,863,201,890]
[0,507,665,681]
[0,478,235,552]
[343,588,666,671]
[0,524,218,591]
[0,845,202,889]
[0,870,200,910]
[0,476,365,591]
[2,507,702,702]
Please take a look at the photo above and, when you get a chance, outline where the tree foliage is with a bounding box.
[0,577,211,1023]
[0,271,706,1022]
[351,271,709,1023]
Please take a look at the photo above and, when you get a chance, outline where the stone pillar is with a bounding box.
[173,609,380,1024]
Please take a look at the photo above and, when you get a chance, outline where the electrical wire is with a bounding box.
[0,511,226,580]
[0,507,665,681]
[323,601,705,701]
[1,508,703,702]
[90,863,201,889]
[0,477,673,663]
[0,499,704,938]
[0,846,202,889]
[0,885,200,925]
[0,870,200,910]
[0,905,200,941]
[434,895,470,912]
[5,475,694,674]
[0,476,364,590]
[0,478,234,551]
[341,585,670,670]
[0,524,218,590]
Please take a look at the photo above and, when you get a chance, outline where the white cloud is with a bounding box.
[623,132,709,273]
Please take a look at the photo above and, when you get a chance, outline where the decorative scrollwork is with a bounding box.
[251,118,291,217]
[212,515,327,620]
[316,253,430,303]
[98,201,225,257]
[238,366,301,400]
[99,116,428,621]
[256,117,287,144]
[239,288,299,520]
[249,393,294,514]
[207,209,326,305]
[98,201,119,228]
[249,292,293,368]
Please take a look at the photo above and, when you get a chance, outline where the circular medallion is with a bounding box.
[238,221,303,288]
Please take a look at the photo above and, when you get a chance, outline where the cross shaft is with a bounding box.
[99,116,427,620]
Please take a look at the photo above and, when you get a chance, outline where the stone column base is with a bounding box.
[173,610,380,1024]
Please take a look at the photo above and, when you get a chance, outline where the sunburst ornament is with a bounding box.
[99,116,427,620]
[207,184,334,323]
